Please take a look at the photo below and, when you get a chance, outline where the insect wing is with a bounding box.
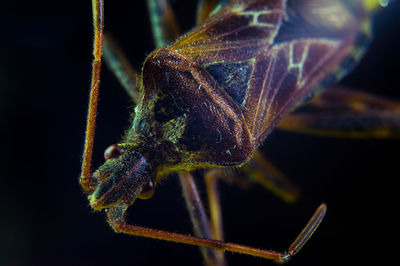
[245,38,357,144]
[169,0,368,145]
[171,0,284,63]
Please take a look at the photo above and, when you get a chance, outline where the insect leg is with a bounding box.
[103,34,139,103]
[278,87,400,139]
[203,156,299,209]
[196,0,219,24]
[204,169,224,241]
[179,171,226,266]
[107,202,326,262]
[241,151,300,203]
[146,0,180,48]
[80,0,104,191]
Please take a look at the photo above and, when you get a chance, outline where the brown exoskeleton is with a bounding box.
[80,0,400,265]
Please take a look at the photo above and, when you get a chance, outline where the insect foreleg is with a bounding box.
[107,202,327,262]
[103,34,139,103]
[147,0,180,48]
[80,0,104,192]
[179,171,226,266]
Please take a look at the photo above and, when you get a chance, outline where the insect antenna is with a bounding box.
[107,202,327,262]
[80,0,104,192]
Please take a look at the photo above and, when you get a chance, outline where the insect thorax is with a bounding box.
[122,48,254,179]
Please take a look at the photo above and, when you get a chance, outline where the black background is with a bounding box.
[1,1,399,266]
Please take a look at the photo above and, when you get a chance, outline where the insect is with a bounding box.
[80,0,399,265]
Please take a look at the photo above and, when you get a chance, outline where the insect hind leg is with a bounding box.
[278,87,400,139]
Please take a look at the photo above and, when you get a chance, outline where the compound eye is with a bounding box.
[138,180,155,200]
[104,144,123,161]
